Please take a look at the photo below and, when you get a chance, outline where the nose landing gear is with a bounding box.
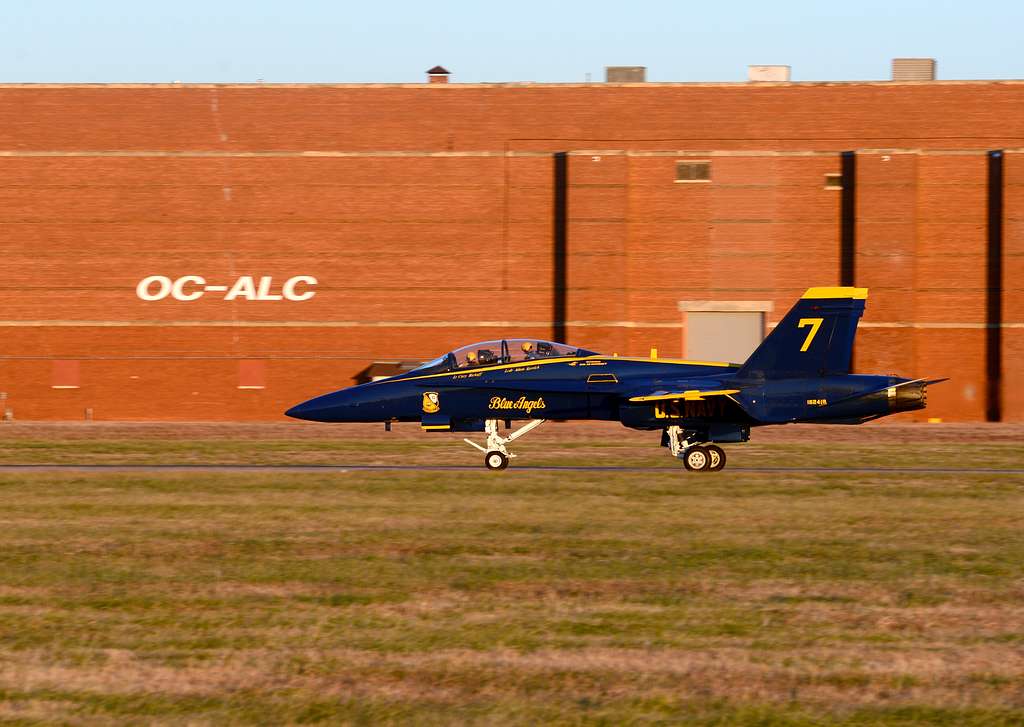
[465,419,546,470]
[664,426,727,472]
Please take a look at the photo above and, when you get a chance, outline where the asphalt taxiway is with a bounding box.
[1,464,1022,475]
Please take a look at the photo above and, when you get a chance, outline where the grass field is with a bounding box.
[0,423,1022,725]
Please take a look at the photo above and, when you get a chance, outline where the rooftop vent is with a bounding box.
[426,65,450,84]
[605,66,646,83]
[748,65,791,82]
[892,58,936,81]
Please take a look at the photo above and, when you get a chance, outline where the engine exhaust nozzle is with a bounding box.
[888,381,928,413]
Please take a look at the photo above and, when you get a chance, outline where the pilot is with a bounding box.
[521,341,537,360]
[465,350,478,367]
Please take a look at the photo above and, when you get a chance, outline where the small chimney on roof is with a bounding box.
[605,66,646,83]
[748,65,791,82]
[892,58,936,81]
[427,65,450,84]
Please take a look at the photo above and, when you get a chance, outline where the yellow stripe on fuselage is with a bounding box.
[610,357,739,367]
[373,355,736,385]
[802,286,869,300]
[629,389,740,403]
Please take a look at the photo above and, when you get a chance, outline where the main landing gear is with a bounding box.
[664,425,727,472]
[464,419,546,470]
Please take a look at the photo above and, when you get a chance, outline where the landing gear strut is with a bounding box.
[664,426,727,472]
[465,419,545,470]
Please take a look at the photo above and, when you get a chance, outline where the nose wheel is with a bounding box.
[484,451,510,470]
[465,419,545,470]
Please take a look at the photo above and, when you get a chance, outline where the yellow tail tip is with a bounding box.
[802,286,869,300]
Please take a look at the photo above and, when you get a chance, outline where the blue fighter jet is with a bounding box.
[287,287,945,471]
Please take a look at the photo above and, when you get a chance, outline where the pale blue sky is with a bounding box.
[2,0,1019,83]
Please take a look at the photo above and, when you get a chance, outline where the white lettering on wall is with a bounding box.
[136,276,318,301]
[282,275,317,301]
[171,275,206,301]
[137,275,172,301]
[224,277,258,301]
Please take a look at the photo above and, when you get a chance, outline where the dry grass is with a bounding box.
[3,419,1024,443]
[0,427,1021,724]
[0,421,1022,469]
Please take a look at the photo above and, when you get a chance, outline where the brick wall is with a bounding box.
[3,82,1023,151]
[0,81,1020,421]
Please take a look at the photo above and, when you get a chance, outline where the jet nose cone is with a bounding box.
[285,391,348,422]
[284,386,381,423]
[285,399,318,421]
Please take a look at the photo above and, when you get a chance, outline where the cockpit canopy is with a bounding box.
[410,339,596,375]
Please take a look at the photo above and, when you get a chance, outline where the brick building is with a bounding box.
[0,77,1021,421]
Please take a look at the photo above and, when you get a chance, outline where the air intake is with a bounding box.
[892,58,936,81]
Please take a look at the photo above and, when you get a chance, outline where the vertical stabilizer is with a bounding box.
[736,287,868,379]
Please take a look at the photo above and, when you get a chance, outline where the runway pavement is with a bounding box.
[1,464,1022,475]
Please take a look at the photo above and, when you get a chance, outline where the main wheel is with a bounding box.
[706,445,726,472]
[682,446,711,472]
[484,450,509,470]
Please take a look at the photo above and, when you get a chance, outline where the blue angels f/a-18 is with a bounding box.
[287,287,945,471]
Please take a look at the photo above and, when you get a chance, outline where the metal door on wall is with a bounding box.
[685,311,764,364]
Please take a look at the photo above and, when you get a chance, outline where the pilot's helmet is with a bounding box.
[521,341,535,353]
[465,350,477,364]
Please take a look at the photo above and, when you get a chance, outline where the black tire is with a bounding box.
[706,444,726,471]
[682,446,711,472]
[484,451,509,470]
